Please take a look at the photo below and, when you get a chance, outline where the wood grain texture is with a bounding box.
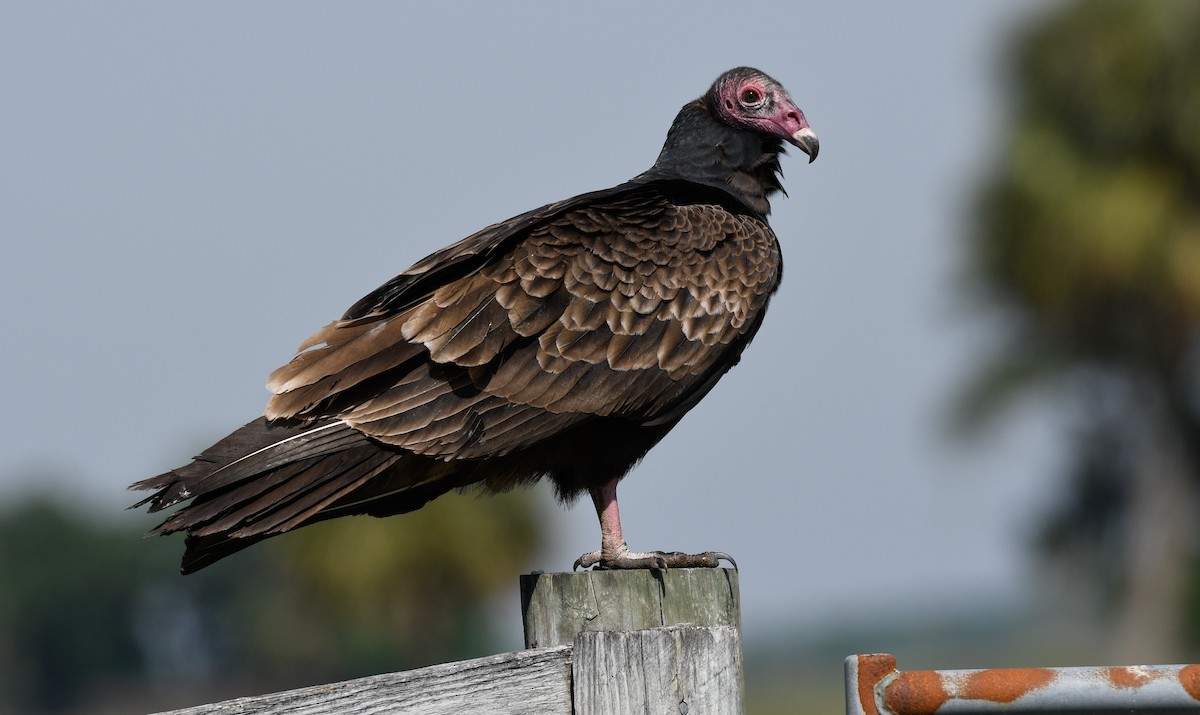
[150,645,572,715]
[572,625,744,715]
[520,568,740,649]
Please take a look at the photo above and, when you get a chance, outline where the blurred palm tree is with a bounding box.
[958,0,1200,660]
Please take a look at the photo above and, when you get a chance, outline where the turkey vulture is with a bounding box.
[131,66,818,574]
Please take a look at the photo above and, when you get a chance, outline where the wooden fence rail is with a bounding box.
[152,568,743,715]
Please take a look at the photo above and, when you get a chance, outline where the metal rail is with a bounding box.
[846,653,1200,714]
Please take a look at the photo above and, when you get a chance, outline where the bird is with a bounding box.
[130,66,818,574]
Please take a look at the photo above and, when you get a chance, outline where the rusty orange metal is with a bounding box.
[852,653,897,715]
[879,666,1053,713]
[1180,664,1200,700]
[955,667,1055,703]
[1106,665,1160,688]
[846,653,1200,714]
[882,669,948,715]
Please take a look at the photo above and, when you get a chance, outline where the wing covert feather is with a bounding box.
[265,184,781,460]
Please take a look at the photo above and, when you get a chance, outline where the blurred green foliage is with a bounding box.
[965,1,1200,406]
[0,498,170,713]
[0,488,542,715]
[961,0,1200,645]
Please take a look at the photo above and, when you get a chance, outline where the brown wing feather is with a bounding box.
[264,188,781,469]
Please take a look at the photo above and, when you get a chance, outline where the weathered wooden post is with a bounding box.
[148,567,743,715]
[522,568,744,714]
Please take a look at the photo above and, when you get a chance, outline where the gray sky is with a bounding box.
[1,2,1056,638]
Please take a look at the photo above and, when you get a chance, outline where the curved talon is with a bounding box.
[574,551,601,571]
[711,552,738,570]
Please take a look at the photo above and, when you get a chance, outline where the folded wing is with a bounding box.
[265,184,782,462]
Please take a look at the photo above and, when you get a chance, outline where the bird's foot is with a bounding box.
[573,545,736,571]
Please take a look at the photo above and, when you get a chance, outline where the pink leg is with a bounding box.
[590,479,626,560]
[571,478,736,571]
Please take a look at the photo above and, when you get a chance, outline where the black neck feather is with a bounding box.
[636,99,787,217]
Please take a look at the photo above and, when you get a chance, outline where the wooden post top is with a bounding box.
[519,568,740,649]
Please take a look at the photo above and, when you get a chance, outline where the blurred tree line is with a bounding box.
[0,487,541,715]
[960,0,1200,660]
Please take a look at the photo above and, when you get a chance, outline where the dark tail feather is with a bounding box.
[214,447,401,537]
[173,450,395,574]
[175,464,463,574]
[181,532,269,574]
[131,417,479,573]
[130,417,365,512]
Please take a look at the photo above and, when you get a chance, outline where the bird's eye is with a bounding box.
[739,87,763,107]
